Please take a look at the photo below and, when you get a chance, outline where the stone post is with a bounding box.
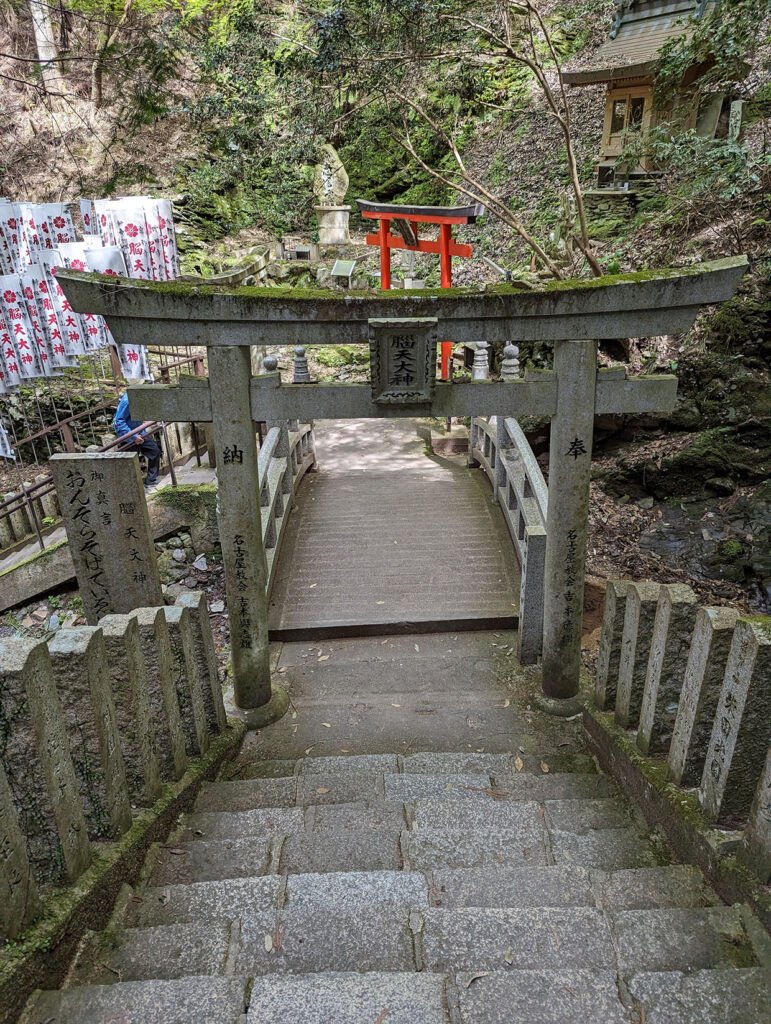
[595,580,631,710]
[293,346,311,383]
[472,341,490,380]
[207,346,286,724]
[7,490,30,541]
[541,339,597,706]
[637,583,698,755]
[175,592,227,735]
[699,618,771,823]
[0,638,90,882]
[0,761,41,941]
[50,453,163,624]
[667,607,739,786]
[130,608,187,780]
[98,613,162,806]
[163,606,209,758]
[739,747,770,883]
[47,628,132,839]
[0,501,14,550]
[35,473,60,520]
[615,582,661,728]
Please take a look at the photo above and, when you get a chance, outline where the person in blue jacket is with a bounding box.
[113,392,161,487]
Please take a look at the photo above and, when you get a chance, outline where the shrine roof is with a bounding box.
[563,1,713,86]
[356,199,485,222]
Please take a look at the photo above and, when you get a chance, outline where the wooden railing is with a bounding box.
[594,580,770,883]
[470,415,547,664]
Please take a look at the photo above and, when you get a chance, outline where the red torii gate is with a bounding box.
[357,199,485,379]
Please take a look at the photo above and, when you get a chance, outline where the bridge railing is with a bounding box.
[259,420,316,589]
[470,415,547,664]
[593,579,770,884]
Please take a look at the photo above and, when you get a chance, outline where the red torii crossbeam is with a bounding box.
[357,199,484,378]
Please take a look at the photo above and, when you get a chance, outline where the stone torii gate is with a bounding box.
[59,256,745,720]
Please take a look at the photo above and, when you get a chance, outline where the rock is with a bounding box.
[21,615,36,629]
[168,536,182,547]
[706,477,735,495]
[193,554,208,572]
[47,613,60,631]
[32,606,47,622]
[172,548,186,563]
[209,600,225,614]
[636,497,654,510]
[183,576,198,588]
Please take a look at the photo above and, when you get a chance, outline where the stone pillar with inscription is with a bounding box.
[699,618,771,823]
[162,605,209,758]
[541,339,597,708]
[207,346,286,725]
[0,638,91,883]
[175,592,227,735]
[47,628,132,840]
[0,761,41,941]
[50,453,163,624]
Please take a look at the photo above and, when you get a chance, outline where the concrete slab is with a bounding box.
[243,631,586,761]
[148,838,272,886]
[455,969,629,1023]
[286,870,428,907]
[22,977,248,1024]
[246,972,450,1024]
[128,876,283,927]
[421,906,616,971]
[268,420,520,637]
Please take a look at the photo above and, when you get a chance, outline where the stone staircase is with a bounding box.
[21,750,770,1023]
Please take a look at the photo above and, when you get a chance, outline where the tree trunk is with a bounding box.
[28,0,66,96]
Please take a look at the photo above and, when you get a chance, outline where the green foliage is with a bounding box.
[312,345,369,367]
[653,0,771,110]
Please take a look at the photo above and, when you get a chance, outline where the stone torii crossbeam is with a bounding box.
[58,256,746,720]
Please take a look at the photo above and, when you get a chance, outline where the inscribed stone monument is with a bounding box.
[0,761,40,940]
[369,318,438,404]
[313,143,351,245]
[50,453,163,624]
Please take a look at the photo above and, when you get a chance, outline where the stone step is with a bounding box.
[613,906,760,975]
[409,797,543,832]
[384,773,493,802]
[127,876,283,927]
[421,906,617,971]
[404,827,548,870]
[279,827,403,874]
[246,972,450,1024]
[182,806,306,841]
[400,751,598,777]
[235,905,417,975]
[452,969,629,1023]
[69,922,231,985]
[20,977,248,1024]
[549,827,659,870]
[285,870,428,907]
[147,836,273,886]
[195,776,299,812]
[493,772,617,800]
[432,864,718,909]
[628,968,771,1022]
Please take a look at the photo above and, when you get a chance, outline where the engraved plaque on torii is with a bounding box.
[368,317,438,404]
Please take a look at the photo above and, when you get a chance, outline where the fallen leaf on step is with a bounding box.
[381,639,389,645]
[414,644,420,652]
[316,787,330,794]
[376,600,385,605]
[504,947,513,964]
[264,934,273,953]
[321,722,331,728]
[514,757,524,772]
[309,584,317,589]
[466,973,489,988]
[552,927,562,950]
[167,848,186,856]
[541,762,550,773]
[318,655,330,662]
[373,1008,390,1024]
[391,703,401,707]
[340,748,349,752]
